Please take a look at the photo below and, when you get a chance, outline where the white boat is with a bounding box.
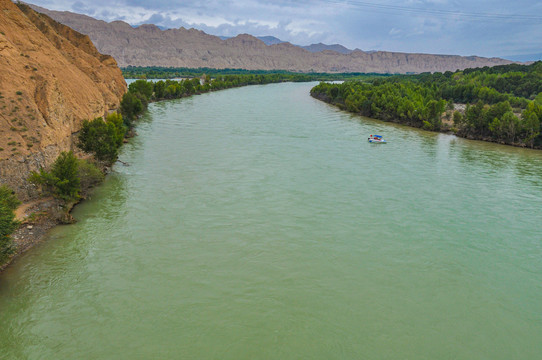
[368,134,386,143]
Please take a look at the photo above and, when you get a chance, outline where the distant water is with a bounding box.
[1,83,541,359]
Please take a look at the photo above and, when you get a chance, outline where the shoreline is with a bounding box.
[310,93,542,151]
[0,77,268,274]
[0,197,78,273]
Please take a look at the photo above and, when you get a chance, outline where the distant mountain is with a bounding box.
[256,36,285,46]
[133,24,169,31]
[503,53,542,62]
[27,3,515,74]
[302,43,353,54]
[219,35,285,46]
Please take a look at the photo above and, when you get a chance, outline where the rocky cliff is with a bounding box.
[0,0,126,200]
[29,4,514,73]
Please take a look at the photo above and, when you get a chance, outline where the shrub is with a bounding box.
[77,159,104,190]
[29,151,80,201]
[453,111,463,125]
[78,114,126,162]
[128,79,153,100]
[120,92,143,127]
[0,185,20,262]
[0,185,20,212]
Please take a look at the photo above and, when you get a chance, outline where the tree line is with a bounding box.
[311,61,542,148]
[4,72,343,261]
[121,66,389,81]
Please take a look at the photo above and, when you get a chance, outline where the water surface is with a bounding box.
[1,83,541,359]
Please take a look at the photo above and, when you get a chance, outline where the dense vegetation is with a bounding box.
[121,72,383,117]
[0,185,20,263]
[78,113,126,162]
[29,152,79,201]
[311,62,542,148]
[122,66,389,81]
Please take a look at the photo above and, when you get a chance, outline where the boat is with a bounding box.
[368,134,386,143]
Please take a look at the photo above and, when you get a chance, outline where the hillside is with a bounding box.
[302,43,353,54]
[0,0,126,199]
[28,3,514,74]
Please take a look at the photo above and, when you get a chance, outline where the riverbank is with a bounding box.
[0,197,71,272]
[310,63,542,149]
[312,91,541,150]
[0,76,318,273]
[2,81,541,359]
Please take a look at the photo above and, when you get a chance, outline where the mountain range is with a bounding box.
[220,36,354,54]
[27,3,514,74]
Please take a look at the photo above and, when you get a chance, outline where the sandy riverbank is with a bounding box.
[0,197,74,273]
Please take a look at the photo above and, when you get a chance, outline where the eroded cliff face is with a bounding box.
[0,0,126,200]
[29,4,514,73]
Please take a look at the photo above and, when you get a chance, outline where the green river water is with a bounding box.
[1,82,541,359]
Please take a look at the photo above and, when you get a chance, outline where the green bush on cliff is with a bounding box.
[78,113,126,162]
[120,92,144,127]
[0,185,21,262]
[29,151,81,201]
[28,153,105,202]
[77,159,104,191]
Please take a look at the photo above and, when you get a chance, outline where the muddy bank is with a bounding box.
[0,196,78,273]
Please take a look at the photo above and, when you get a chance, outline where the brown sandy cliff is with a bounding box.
[0,0,126,200]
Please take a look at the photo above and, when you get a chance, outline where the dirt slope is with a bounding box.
[0,0,126,199]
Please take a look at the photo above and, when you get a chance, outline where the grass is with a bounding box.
[27,211,48,222]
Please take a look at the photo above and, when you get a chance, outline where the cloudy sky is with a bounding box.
[27,0,542,59]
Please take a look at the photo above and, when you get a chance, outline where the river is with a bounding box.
[1,82,541,359]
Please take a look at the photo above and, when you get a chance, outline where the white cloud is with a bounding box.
[388,28,402,36]
[24,0,542,57]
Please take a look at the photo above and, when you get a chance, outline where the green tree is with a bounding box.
[501,111,520,143]
[120,92,143,127]
[77,159,104,190]
[329,87,339,100]
[78,114,126,162]
[0,185,21,211]
[154,80,166,99]
[521,102,541,147]
[0,185,20,262]
[29,151,80,201]
[128,79,154,100]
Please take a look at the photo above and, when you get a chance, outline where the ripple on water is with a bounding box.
[1,82,542,359]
